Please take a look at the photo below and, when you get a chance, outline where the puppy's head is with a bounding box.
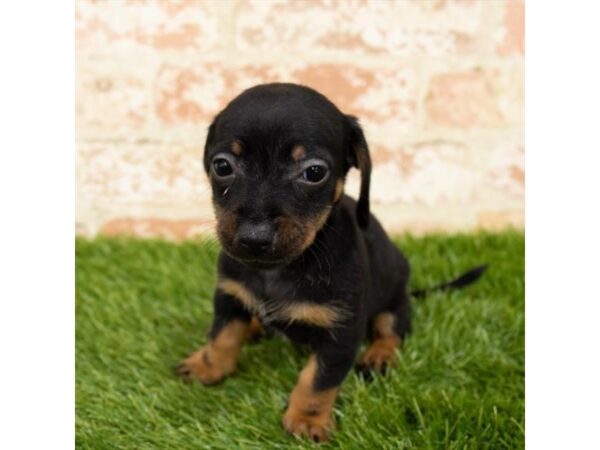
[204,83,371,269]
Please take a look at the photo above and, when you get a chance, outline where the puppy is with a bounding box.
[177,83,485,442]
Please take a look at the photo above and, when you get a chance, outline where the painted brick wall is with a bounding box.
[75,0,524,239]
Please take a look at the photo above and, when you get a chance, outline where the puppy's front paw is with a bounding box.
[176,347,235,386]
[282,406,334,443]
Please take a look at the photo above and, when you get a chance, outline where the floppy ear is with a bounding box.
[345,115,372,229]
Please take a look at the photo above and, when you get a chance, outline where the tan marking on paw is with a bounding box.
[357,312,401,372]
[357,336,400,372]
[283,356,338,442]
[177,320,248,385]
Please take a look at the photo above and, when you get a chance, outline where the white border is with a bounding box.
[0,2,74,449]
[527,2,600,449]
[3,1,600,448]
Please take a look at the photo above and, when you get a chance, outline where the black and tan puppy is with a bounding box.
[177,83,485,442]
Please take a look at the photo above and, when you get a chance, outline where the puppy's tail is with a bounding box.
[410,264,488,299]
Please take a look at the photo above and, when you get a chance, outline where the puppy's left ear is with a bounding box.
[345,115,372,228]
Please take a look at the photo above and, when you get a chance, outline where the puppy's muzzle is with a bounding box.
[236,221,274,255]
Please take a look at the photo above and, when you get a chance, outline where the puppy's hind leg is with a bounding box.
[357,285,411,374]
[356,312,400,374]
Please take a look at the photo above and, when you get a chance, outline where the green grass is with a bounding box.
[76,231,524,449]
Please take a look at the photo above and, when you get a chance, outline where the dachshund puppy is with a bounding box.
[177,83,485,442]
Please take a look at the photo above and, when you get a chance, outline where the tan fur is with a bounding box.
[373,312,396,338]
[218,278,346,328]
[358,312,401,371]
[333,179,344,202]
[283,355,338,442]
[178,320,248,385]
[214,191,331,265]
[275,216,302,249]
[246,316,265,341]
[291,145,306,161]
[231,140,242,156]
[301,206,331,250]
[213,204,237,243]
[218,279,260,313]
[279,302,347,328]
[274,208,331,261]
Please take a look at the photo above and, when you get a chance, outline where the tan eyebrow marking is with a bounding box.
[291,145,306,161]
[231,140,242,156]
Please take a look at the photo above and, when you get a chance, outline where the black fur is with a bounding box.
[410,265,488,299]
[201,83,484,396]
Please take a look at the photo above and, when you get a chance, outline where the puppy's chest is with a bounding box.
[219,271,348,328]
[261,269,329,301]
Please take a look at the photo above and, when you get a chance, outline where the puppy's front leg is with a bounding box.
[283,340,357,442]
[177,289,251,385]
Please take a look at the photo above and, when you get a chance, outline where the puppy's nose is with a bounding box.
[237,222,273,253]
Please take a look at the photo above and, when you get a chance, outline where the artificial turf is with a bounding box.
[76,231,524,449]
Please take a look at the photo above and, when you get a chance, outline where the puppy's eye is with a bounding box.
[302,165,328,183]
[213,159,233,177]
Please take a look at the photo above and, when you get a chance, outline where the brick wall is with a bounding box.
[75,0,524,239]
